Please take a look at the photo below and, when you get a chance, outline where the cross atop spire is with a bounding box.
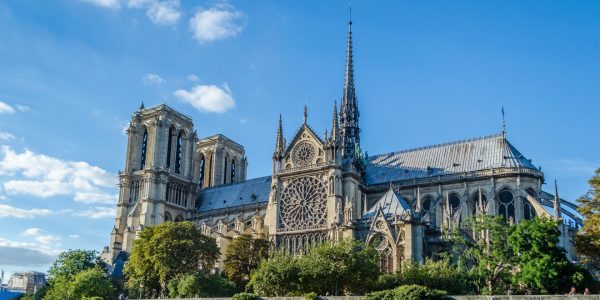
[339,10,360,160]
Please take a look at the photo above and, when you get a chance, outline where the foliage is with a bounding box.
[232,292,261,300]
[47,249,101,281]
[299,239,380,295]
[175,272,237,297]
[378,258,472,295]
[365,284,447,300]
[249,240,379,296]
[453,215,515,295]
[223,234,270,290]
[304,291,318,300]
[44,268,116,300]
[576,168,600,271]
[248,252,302,296]
[123,221,220,297]
[509,217,586,294]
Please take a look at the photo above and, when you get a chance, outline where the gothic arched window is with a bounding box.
[223,158,228,184]
[449,193,461,216]
[371,235,394,273]
[140,128,148,170]
[175,131,183,174]
[231,159,236,183]
[164,211,172,222]
[422,196,432,214]
[472,193,488,215]
[498,189,515,222]
[523,200,536,220]
[166,126,174,168]
[198,157,205,188]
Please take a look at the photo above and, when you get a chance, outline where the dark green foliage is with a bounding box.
[44,267,117,300]
[372,258,471,294]
[576,168,600,271]
[304,291,318,300]
[249,240,380,296]
[176,272,237,297]
[232,292,261,300]
[47,249,101,281]
[123,221,220,297]
[365,284,448,300]
[223,234,270,290]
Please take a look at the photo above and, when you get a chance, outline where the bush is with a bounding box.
[232,292,261,300]
[177,272,237,297]
[365,284,448,300]
[304,291,318,300]
[82,297,103,300]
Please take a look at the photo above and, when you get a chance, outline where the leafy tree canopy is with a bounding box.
[44,267,116,300]
[47,249,101,281]
[123,221,219,297]
[576,168,600,271]
[223,234,270,290]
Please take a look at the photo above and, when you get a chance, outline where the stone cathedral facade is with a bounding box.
[102,20,580,273]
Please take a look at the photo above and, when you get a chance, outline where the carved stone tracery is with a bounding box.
[279,176,327,229]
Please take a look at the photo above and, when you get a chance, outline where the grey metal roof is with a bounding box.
[365,133,538,186]
[362,188,411,219]
[197,176,271,212]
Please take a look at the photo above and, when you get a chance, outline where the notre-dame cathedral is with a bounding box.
[102,19,580,274]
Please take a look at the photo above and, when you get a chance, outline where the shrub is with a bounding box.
[304,291,318,300]
[365,284,448,300]
[82,297,103,300]
[232,292,261,300]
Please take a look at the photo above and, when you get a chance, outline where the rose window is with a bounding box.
[292,141,316,166]
[279,177,327,229]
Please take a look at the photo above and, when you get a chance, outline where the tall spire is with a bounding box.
[554,180,562,221]
[303,104,308,124]
[331,100,339,143]
[339,9,360,160]
[274,114,285,158]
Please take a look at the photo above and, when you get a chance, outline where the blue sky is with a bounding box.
[0,0,599,279]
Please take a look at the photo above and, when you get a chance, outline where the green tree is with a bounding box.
[398,258,472,295]
[298,240,380,295]
[223,234,270,290]
[44,268,116,300]
[509,217,584,294]
[123,221,219,297]
[176,272,237,297]
[248,252,302,296]
[455,215,515,295]
[47,250,101,281]
[576,168,600,271]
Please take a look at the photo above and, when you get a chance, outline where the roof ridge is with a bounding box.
[199,176,271,191]
[369,132,503,159]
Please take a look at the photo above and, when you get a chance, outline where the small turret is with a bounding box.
[273,114,285,160]
[554,180,562,221]
[330,100,340,144]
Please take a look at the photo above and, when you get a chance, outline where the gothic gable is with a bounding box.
[283,124,326,169]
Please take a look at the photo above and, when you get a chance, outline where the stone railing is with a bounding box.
[277,161,336,175]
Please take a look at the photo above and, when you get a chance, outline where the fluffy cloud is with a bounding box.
[0,146,117,198]
[0,101,15,114]
[68,234,80,239]
[74,206,116,219]
[189,3,245,43]
[16,105,30,112]
[22,228,61,245]
[174,84,235,113]
[0,204,53,219]
[142,73,165,85]
[23,228,44,236]
[0,132,15,141]
[81,0,121,9]
[147,0,181,25]
[0,237,59,267]
[187,74,199,82]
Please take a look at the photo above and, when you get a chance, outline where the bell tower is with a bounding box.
[103,103,197,263]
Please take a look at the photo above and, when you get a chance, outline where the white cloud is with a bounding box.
[23,228,44,236]
[0,101,15,114]
[81,0,121,9]
[16,105,30,112]
[189,3,245,43]
[147,0,181,25]
[127,0,151,8]
[0,132,15,141]
[173,84,236,113]
[68,234,80,239]
[74,192,117,205]
[0,146,117,198]
[0,237,59,267]
[74,206,116,219]
[142,73,165,85]
[187,74,199,82]
[0,204,53,219]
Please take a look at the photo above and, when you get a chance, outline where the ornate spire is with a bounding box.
[274,114,285,158]
[139,101,145,110]
[303,104,308,124]
[330,100,339,143]
[554,180,562,221]
[339,12,360,160]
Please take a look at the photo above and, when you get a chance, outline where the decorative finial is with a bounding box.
[303,104,308,124]
[554,179,562,221]
[349,1,352,25]
[140,101,145,110]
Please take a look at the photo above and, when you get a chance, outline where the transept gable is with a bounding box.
[283,124,326,168]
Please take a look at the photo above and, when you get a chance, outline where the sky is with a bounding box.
[0,0,599,280]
